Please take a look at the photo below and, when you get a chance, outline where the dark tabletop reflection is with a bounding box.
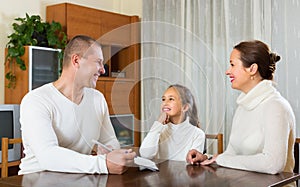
[140,161,230,187]
[186,164,216,178]
[22,172,108,187]
[214,166,296,187]
[18,161,297,187]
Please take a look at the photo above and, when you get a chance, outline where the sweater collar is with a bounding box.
[168,117,190,130]
[236,80,276,110]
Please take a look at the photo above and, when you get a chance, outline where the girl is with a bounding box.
[140,84,205,161]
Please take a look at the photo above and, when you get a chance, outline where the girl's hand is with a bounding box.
[157,112,169,124]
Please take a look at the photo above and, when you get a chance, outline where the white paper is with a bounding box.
[134,156,159,171]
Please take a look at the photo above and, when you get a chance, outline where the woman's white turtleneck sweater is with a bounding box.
[140,118,205,161]
[216,80,296,174]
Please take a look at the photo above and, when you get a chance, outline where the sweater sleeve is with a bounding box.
[216,101,294,174]
[97,99,120,149]
[139,121,164,159]
[20,93,108,174]
[190,128,206,153]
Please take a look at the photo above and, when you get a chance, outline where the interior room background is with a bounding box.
[141,0,300,148]
[1,0,299,150]
[0,0,142,104]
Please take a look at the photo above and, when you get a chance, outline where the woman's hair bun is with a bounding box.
[270,52,281,64]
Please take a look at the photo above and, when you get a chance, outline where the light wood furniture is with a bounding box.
[46,3,141,146]
[0,160,299,186]
[4,48,30,104]
[1,137,22,178]
[205,133,224,154]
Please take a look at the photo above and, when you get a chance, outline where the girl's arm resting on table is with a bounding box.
[139,121,164,159]
[190,129,206,153]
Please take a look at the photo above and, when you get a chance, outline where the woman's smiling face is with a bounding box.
[225,49,253,93]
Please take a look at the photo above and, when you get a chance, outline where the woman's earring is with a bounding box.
[251,76,254,80]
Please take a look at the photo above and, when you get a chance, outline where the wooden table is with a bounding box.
[0,160,299,187]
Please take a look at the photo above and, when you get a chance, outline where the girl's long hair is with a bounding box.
[169,84,200,128]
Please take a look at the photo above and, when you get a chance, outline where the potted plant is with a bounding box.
[5,13,67,88]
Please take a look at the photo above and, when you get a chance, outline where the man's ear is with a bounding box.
[249,63,258,75]
[71,54,80,68]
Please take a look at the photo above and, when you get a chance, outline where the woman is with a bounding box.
[186,40,296,175]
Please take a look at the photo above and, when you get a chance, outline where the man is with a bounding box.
[19,35,136,175]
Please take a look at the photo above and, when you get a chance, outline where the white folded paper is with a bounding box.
[134,156,159,171]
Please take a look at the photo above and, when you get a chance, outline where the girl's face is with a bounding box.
[225,49,253,93]
[161,87,185,124]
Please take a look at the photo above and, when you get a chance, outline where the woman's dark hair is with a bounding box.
[234,40,281,80]
[168,84,200,128]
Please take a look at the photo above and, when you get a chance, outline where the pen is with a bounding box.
[92,139,113,152]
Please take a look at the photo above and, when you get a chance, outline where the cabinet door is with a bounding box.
[95,81,105,95]
[66,4,102,40]
[47,3,134,45]
[5,48,30,104]
[105,81,134,115]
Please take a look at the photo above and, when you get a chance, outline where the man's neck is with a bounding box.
[53,78,84,105]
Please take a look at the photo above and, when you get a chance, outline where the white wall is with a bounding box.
[0,0,142,104]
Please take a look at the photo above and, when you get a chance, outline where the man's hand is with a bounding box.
[97,145,113,155]
[106,149,136,174]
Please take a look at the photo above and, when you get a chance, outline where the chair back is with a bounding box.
[1,137,23,178]
[205,133,224,154]
[294,138,300,174]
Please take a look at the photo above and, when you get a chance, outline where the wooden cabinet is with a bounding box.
[46,3,141,146]
[46,3,139,45]
[5,46,60,104]
[4,48,30,104]
[96,80,134,115]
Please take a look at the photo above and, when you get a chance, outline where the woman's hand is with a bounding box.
[186,149,208,165]
[200,154,218,165]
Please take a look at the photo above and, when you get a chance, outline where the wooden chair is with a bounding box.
[294,138,300,186]
[205,133,224,154]
[1,137,23,178]
[294,138,300,173]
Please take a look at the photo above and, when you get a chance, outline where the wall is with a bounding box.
[0,0,142,104]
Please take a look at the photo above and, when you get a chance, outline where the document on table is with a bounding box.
[134,156,159,171]
[92,139,159,171]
